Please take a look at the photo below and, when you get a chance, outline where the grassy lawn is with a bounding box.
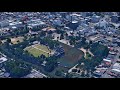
[25,44,51,57]
[34,44,51,53]
[43,65,69,78]
[85,52,92,59]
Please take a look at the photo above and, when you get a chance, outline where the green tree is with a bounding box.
[69,36,76,45]
[60,33,64,40]
[81,37,86,44]
[40,31,46,37]
[55,70,62,76]
[65,73,73,78]
[89,40,93,45]
[7,38,11,43]
[90,42,109,58]
[4,60,31,78]
[44,56,58,72]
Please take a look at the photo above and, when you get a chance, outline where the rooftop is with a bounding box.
[0,57,8,63]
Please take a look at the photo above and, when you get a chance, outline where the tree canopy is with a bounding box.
[4,60,31,78]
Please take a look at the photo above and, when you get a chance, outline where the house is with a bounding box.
[33,41,40,44]
[91,15,100,23]
[98,19,108,29]
[4,73,10,77]
[93,70,102,78]
[109,62,120,77]
[66,21,79,30]
[52,19,63,26]
[112,63,120,70]
[103,58,112,63]
[107,71,118,77]
[0,57,8,64]
[41,61,47,66]
[27,19,46,29]
[29,30,38,35]
[24,69,47,78]
[0,20,9,28]
[109,51,117,55]
[42,27,56,33]
[111,15,119,23]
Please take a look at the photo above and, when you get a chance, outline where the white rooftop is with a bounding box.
[103,58,112,62]
[112,69,120,73]
[71,13,81,17]
[0,57,8,63]
[12,26,17,29]
[25,69,47,78]
[72,21,78,23]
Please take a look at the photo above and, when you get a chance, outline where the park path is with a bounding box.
[80,48,87,58]
[80,48,94,58]
[88,49,94,56]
